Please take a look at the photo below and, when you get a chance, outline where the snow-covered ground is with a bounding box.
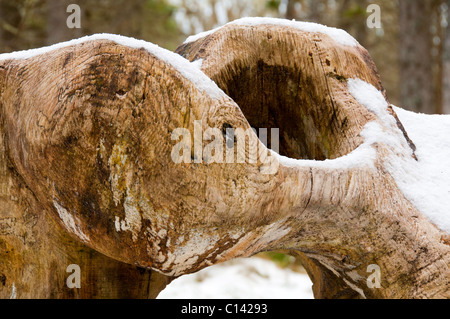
[183,17,358,47]
[157,257,314,299]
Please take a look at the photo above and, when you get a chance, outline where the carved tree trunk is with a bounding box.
[175,21,450,299]
[0,20,449,299]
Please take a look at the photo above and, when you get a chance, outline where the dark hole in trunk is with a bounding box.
[215,59,348,161]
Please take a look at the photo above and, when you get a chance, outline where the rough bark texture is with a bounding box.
[0,23,449,299]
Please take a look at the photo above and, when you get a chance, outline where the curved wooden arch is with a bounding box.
[0,20,448,298]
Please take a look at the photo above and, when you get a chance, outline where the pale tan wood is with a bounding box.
[0,23,448,299]
[176,23,450,299]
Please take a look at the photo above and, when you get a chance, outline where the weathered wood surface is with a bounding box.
[176,23,450,299]
[0,23,448,299]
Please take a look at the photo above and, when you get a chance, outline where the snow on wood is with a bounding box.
[183,17,359,47]
[1,20,449,299]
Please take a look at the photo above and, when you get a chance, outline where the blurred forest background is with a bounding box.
[0,0,449,114]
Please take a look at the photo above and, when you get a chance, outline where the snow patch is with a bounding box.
[269,79,399,171]
[348,78,450,234]
[392,106,450,233]
[0,33,226,100]
[184,17,359,47]
[348,78,389,120]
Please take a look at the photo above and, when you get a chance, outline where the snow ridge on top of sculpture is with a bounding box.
[0,17,448,298]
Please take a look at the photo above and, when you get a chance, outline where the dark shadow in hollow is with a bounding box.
[216,59,352,161]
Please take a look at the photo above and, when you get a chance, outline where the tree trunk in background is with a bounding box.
[285,0,299,20]
[46,0,69,45]
[0,2,5,50]
[307,0,322,22]
[0,1,22,52]
[399,0,435,113]
[435,4,444,114]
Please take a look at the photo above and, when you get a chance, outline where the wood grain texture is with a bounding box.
[0,23,448,299]
[176,23,450,299]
